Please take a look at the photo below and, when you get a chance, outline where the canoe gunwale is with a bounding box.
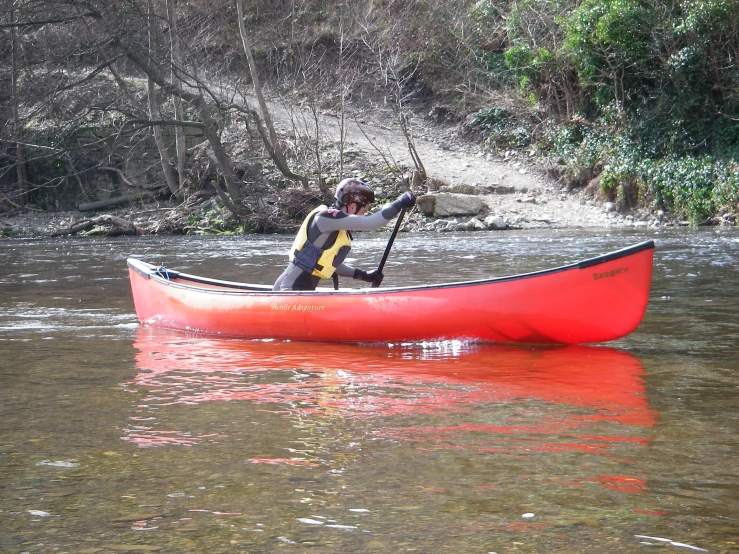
[127,239,655,296]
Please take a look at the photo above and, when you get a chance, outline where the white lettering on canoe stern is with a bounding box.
[593,266,629,280]
[271,304,326,311]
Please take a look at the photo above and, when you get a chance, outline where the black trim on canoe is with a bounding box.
[127,259,273,291]
[577,240,654,269]
[127,240,654,295]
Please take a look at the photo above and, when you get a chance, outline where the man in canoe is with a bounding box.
[273,178,416,291]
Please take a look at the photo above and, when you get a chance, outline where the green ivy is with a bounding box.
[547,111,739,222]
[468,107,532,147]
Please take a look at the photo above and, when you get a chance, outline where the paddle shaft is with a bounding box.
[372,207,407,287]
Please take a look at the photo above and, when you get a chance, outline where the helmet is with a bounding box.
[335,178,375,208]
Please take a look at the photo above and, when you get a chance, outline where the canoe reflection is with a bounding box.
[127,328,655,455]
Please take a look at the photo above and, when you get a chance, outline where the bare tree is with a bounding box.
[235,0,310,190]
[9,1,29,210]
[147,0,181,199]
[166,0,187,192]
[372,43,428,182]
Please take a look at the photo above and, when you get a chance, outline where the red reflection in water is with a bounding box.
[126,328,657,485]
[122,426,226,448]
[633,509,666,516]
[585,475,648,493]
[131,328,655,422]
[248,458,319,466]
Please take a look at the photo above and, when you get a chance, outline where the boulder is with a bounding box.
[416,193,484,217]
[467,217,487,231]
[484,215,507,230]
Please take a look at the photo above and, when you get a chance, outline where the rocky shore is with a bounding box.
[0,112,703,239]
[0,184,672,239]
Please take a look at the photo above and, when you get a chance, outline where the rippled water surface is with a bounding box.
[1,229,737,553]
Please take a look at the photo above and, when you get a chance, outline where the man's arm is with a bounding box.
[335,262,356,277]
[315,204,397,232]
[316,193,414,233]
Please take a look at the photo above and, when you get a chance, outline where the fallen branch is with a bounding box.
[51,215,137,237]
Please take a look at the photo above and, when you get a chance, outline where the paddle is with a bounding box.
[372,206,407,287]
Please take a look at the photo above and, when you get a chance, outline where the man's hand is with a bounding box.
[366,269,384,287]
[354,268,384,287]
[397,191,416,208]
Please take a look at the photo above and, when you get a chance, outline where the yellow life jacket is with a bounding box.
[289,205,352,279]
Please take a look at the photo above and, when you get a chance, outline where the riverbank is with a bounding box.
[0,112,694,238]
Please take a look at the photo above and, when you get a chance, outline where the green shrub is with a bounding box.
[566,0,659,109]
[646,157,718,221]
[468,107,532,147]
[547,112,739,221]
[710,161,739,212]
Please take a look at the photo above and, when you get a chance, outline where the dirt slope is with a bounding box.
[315,108,648,229]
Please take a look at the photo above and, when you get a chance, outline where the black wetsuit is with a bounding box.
[272,200,405,291]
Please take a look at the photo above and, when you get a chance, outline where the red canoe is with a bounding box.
[127,240,654,344]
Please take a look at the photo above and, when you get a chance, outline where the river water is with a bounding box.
[1,228,737,553]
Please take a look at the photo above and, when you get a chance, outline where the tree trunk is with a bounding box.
[148,0,181,200]
[167,0,188,193]
[236,0,310,188]
[236,0,285,167]
[198,108,245,216]
[10,4,29,211]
